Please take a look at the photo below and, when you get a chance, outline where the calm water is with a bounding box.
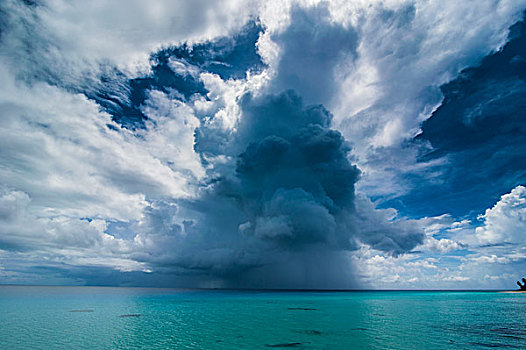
[0,286,525,349]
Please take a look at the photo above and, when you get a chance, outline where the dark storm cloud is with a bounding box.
[132,90,423,288]
[231,91,359,247]
[397,12,526,218]
[133,91,362,280]
[94,4,425,287]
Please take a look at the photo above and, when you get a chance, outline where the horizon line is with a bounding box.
[0,284,518,292]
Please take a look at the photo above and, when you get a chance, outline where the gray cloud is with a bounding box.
[130,90,424,288]
[230,91,360,247]
[269,3,358,106]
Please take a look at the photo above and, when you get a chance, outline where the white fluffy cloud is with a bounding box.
[0,64,202,217]
[0,60,204,273]
[353,186,526,289]
[475,185,526,245]
[1,0,259,78]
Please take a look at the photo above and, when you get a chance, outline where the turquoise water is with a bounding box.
[0,286,525,349]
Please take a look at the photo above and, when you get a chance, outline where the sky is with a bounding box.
[0,0,525,289]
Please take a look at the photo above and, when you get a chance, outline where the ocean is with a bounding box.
[0,286,524,349]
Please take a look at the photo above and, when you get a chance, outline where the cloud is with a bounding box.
[0,65,202,215]
[423,237,463,254]
[352,186,526,289]
[329,1,526,205]
[402,13,526,217]
[94,21,266,128]
[351,194,423,255]
[267,3,358,106]
[475,185,526,245]
[96,89,425,289]
[0,185,147,274]
[0,55,205,278]
[232,91,359,246]
[227,91,427,257]
[0,0,259,76]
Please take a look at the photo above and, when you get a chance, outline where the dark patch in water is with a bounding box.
[69,310,94,313]
[351,327,369,331]
[469,342,514,348]
[500,335,524,340]
[265,342,304,348]
[490,327,526,340]
[294,330,321,335]
[288,307,317,311]
[119,314,141,318]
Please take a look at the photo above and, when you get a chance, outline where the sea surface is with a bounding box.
[0,286,524,349]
